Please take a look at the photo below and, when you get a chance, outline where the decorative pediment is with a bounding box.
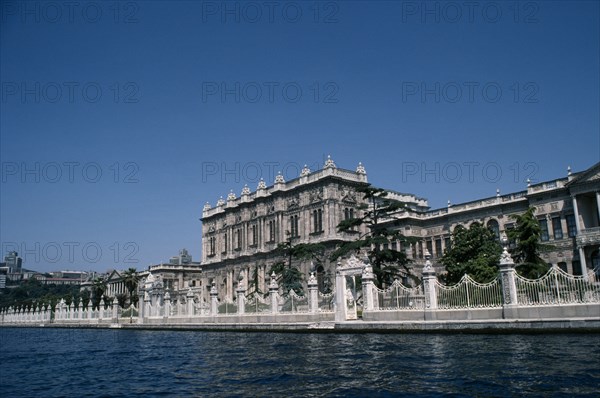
[287,196,300,209]
[341,187,357,204]
[309,188,323,203]
[566,162,600,190]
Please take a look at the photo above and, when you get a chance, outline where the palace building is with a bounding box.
[200,158,600,300]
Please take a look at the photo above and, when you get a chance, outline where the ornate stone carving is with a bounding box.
[324,155,336,169]
[227,190,236,201]
[241,184,251,196]
[216,196,225,206]
[257,178,267,190]
[356,162,366,175]
[288,196,300,209]
[203,202,212,211]
[309,188,323,203]
[274,172,285,184]
[300,165,311,177]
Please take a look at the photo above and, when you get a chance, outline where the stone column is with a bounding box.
[578,246,589,280]
[361,264,375,312]
[499,235,519,318]
[97,298,104,320]
[572,195,582,233]
[186,288,194,317]
[143,291,150,319]
[137,287,145,324]
[164,292,171,320]
[334,262,347,322]
[269,272,279,314]
[237,282,246,315]
[210,282,219,315]
[596,192,600,222]
[422,253,438,320]
[112,297,120,323]
[307,271,318,313]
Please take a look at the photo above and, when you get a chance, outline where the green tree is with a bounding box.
[270,234,325,296]
[441,223,502,284]
[91,277,107,309]
[247,266,265,298]
[122,268,139,307]
[331,186,416,287]
[507,207,551,278]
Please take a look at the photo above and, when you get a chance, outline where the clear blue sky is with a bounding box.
[1,0,598,273]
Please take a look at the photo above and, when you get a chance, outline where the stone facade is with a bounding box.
[383,162,600,279]
[200,160,600,297]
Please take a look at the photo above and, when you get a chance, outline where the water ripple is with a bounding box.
[1,329,599,397]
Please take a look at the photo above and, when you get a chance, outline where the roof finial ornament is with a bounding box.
[324,155,336,169]
[227,189,236,201]
[356,162,366,174]
[241,184,251,196]
[216,196,225,206]
[274,171,285,184]
[203,201,212,211]
[527,178,531,187]
[300,164,311,177]
[567,165,572,176]
[496,188,500,197]
[447,200,451,207]
[257,178,267,190]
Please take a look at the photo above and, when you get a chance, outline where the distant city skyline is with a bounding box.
[1,1,598,272]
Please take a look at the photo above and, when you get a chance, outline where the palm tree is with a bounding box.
[122,268,139,307]
[91,277,107,310]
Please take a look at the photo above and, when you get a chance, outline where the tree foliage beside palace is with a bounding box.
[0,278,86,310]
[441,223,502,284]
[507,207,551,278]
[269,239,325,296]
[331,186,417,288]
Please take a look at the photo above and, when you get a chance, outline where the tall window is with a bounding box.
[290,215,299,237]
[487,219,500,240]
[224,233,228,253]
[539,219,549,242]
[209,236,216,256]
[426,240,433,258]
[268,220,275,242]
[251,225,258,246]
[444,237,451,251]
[552,217,563,240]
[236,228,242,250]
[313,209,323,233]
[344,207,354,220]
[435,239,442,258]
[566,214,577,237]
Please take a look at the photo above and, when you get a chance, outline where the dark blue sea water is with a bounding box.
[0,328,599,397]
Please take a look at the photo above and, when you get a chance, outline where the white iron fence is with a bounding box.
[515,265,600,306]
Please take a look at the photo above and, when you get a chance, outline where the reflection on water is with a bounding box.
[1,328,599,397]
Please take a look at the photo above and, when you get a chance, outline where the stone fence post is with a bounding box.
[99,298,105,320]
[308,272,318,313]
[269,272,279,314]
[186,288,194,317]
[237,282,246,315]
[137,288,145,324]
[498,235,519,318]
[210,282,219,315]
[422,253,438,318]
[361,263,376,311]
[112,297,120,323]
[164,292,171,320]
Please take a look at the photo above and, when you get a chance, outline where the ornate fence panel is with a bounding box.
[373,280,425,310]
[245,294,270,314]
[279,290,309,313]
[217,299,237,315]
[318,291,335,312]
[435,275,503,309]
[515,266,600,306]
